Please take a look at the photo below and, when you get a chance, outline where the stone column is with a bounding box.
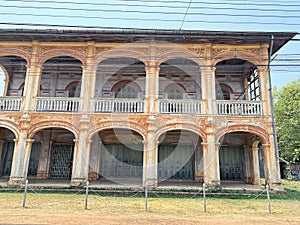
[195,144,204,182]
[143,120,158,187]
[0,139,5,177]
[80,42,96,115]
[37,132,52,179]
[22,42,42,114]
[257,65,271,116]
[80,64,97,115]
[8,131,27,186]
[23,139,35,179]
[144,61,160,115]
[262,144,271,182]
[202,142,209,184]
[244,145,252,184]
[263,141,283,191]
[203,138,220,187]
[71,130,92,186]
[252,147,261,185]
[88,139,102,181]
[201,66,216,115]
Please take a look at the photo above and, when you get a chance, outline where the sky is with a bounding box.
[0,0,299,94]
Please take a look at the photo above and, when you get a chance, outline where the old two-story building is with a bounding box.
[0,29,296,190]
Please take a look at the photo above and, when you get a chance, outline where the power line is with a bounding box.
[180,0,192,30]
[2,3,300,18]
[3,0,300,12]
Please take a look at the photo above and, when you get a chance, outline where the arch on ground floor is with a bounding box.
[28,127,77,179]
[88,127,145,184]
[156,123,207,143]
[28,121,79,139]
[217,131,266,185]
[0,127,17,178]
[87,122,147,141]
[0,121,20,139]
[215,124,269,145]
[157,128,204,182]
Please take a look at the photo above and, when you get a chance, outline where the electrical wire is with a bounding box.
[2,0,300,12]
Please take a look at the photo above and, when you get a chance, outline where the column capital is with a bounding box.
[86,139,93,144]
[262,143,271,147]
[25,138,35,143]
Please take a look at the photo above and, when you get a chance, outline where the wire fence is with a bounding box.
[15,179,274,214]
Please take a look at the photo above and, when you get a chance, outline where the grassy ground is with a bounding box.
[0,180,299,225]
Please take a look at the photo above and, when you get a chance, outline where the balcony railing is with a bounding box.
[159,99,202,114]
[35,97,80,112]
[94,98,144,113]
[217,100,262,116]
[0,97,23,111]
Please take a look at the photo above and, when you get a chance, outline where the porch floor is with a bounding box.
[0,178,266,193]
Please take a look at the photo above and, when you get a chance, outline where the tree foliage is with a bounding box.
[274,79,300,162]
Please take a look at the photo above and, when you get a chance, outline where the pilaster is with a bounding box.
[145,60,160,115]
[257,65,271,116]
[22,42,42,113]
[252,147,261,185]
[71,120,92,186]
[79,45,97,114]
[142,118,158,187]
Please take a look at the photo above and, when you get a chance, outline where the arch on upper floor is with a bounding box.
[38,49,86,65]
[28,121,79,139]
[0,49,31,65]
[213,51,260,66]
[95,48,148,66]
[157,51,204,67]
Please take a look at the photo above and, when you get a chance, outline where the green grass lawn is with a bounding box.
[0,180,299,225]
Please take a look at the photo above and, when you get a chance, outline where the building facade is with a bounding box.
[0,29,296,190]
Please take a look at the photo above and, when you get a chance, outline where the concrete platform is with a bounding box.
[0,178,266,194]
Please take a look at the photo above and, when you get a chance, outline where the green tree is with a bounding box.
[274,79,300,162]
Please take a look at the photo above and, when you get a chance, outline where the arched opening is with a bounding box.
[96,57,145,98]
[66,81,80,98]
[30,128,76,180]
[159,58,201,114]
[40,56,82,97]
[215,58,257,101]
[158,129,203,183]
[0,128,16,178]
[88,128,144,185]
[218,132,265,185]
[0,56,27,97]
[0,66,6,96]
[159,58,201,100]
[95,57,146,113]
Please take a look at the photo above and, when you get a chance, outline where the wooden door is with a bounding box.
[100,143,143,179]
[49,143,74,179]
[219,146,244,180]
[27,142,41,177]
[1,141,14,176]
[158,144,195,180]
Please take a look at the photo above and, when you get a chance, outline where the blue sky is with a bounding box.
[0,0,299,94]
